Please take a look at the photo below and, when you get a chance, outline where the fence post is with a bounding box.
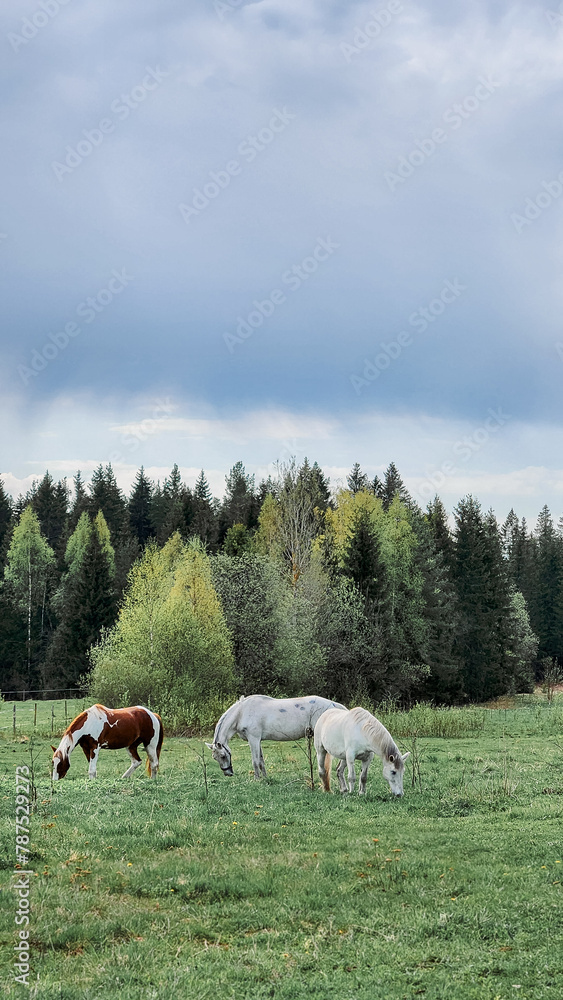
[51,704,54,734]
[34,703,37,728]
[13,703,16,737]
[64,700,67,724]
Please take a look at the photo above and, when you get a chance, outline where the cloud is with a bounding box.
[2,1,563,515]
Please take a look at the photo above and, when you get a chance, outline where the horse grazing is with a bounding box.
[314,707,410,796]
[51,704,163,781]
[206,694,347,779]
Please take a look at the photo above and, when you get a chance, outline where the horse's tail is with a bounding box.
[146,712,164,775]
[155,713,164,757]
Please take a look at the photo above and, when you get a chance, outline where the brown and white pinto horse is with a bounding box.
[51,704,163,780]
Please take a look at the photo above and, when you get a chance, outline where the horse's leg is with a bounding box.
[247,736,264,779]
[121,745,142,778]
[258,745,267,779]
[146,745,159,778]
[358,753,374,795]
[317,746,330,792]
[88,745,99,779]
[346,752,356,794]
[336,759,348,793]
[145,743,158,778]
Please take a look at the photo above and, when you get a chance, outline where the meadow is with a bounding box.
[1,697,562,1000]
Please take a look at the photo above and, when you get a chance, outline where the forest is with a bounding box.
[0,459,562,719]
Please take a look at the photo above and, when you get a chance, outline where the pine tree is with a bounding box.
[297,458,331,511]
[372,475,384,500]
[346,463,370,495]
[128,467,155,546]
[453,498,514,700]
[189,470,216,546]
[381,462,412,511]
[89,464,128,543]
[532,506,563,663]
[30,471,69,551]
[218,462,257,543]
[66,471,90,537]
[342,504,387,606]
[157,464,187,542]
[0,479,13,559]
[426,496,455,571]
[412,510,461,701]
[44,520,117,687]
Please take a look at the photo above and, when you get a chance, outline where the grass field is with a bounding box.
[1,697,562,999]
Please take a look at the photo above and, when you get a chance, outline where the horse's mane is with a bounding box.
[351,707,400,759]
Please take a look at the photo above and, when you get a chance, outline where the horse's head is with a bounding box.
[382,750,410,796]
[51,746,70,781]
[205,741,233,776]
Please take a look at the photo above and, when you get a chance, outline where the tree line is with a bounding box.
[0,459,561,714]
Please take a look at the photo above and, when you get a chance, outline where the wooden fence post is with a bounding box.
[13,703,16,737]
[34,703,37,728]
[51,704,54,734]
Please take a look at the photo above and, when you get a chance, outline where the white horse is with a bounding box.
[314,707,410,796]
[206,694,347,778]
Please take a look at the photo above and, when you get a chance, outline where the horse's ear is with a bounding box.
[204,742,214,750]
[51,745,57,753]
[401,751,411,762]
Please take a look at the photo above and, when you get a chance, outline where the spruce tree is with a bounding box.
[453,498,514,700]
[44,515,117,687]
[342,504,387,607]
[413,510,461,701]
[128,467,155,546]
[89,464,128,543]
[218,462,257,543]
[30,471,69,551]
[381,462,412,511]
[347,463,370,494]
[426,496,455,572]
[67,471,90,535]
[190,470,216,546]
[532,506,563,663]
[0,479,12,559]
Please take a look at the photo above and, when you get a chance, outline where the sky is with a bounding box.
[2,0,563,522]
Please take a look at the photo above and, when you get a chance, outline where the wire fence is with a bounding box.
[1,687,88,701]
[0,693,89,736]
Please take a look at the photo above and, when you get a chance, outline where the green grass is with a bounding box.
[1,700,562,999]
